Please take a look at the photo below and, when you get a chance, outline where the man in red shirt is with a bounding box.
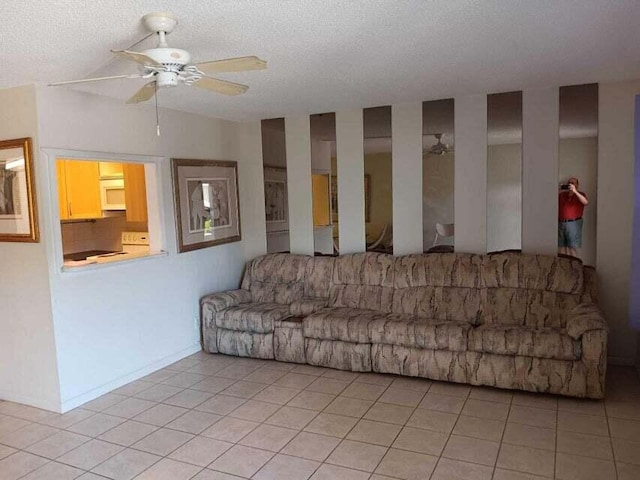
[558,177,589,258]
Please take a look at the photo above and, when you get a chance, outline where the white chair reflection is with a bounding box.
[367,223,389,251]
[433,223,454,246]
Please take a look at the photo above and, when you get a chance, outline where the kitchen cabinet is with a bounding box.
[99,162,124,179]
[57,159,102,220]
[123,163,148,223]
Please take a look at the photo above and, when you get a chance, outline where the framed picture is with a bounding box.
[171,158,241,252]
[331,174,370,223]
[0,137,39,243]
[264,166,289,232]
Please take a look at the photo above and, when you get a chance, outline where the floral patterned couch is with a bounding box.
[201,252,607,398]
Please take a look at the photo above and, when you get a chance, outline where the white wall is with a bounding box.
[597,80,639,364]
[35,87,261,411]
[0,85,61,411]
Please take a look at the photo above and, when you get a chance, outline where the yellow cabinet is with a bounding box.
[312,173,331,226]
[57,159,102,220]
[123,163,148,223]
[99,162,124,179]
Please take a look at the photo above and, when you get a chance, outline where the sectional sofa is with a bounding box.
[201,252,607,398]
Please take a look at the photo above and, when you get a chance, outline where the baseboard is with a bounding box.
[0,389,62,413]
[59,343,201,413]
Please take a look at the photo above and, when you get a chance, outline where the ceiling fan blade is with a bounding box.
[195,56,267,74]
[112,49,161,66]
[48,74,145,86]
[193,76,249,96]
[126,81,157,104]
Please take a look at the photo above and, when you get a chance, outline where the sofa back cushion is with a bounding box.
[480,253,584,327]
[304,256,336,298]
[481,253,583,293]
[391,254,483,324]
[328,253,394,312]
[246,254,309,304]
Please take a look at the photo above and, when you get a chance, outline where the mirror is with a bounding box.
[363,106,393,253]
[261,118,290,253]
[558,84,598,265]
[0,137,38,242]
[423,99,455,252]
[310,113,336,255]
[487,91,523,253]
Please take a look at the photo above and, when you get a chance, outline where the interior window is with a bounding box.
[56,158,153,267]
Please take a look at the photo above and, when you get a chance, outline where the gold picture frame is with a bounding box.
[0,137,39,242]
[171,158,241,253]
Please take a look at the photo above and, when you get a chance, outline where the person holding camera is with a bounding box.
[558,177,588,258]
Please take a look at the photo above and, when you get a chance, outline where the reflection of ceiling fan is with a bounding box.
[48,12,267,104]
[424,133,453,156]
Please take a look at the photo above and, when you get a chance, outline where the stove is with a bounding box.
[93,231,151,264]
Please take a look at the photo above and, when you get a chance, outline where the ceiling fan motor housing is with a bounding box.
[144,48,191,66]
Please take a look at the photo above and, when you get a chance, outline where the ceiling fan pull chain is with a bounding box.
[155,82,161,137]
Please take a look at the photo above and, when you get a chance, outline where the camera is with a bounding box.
[560,184,570,190]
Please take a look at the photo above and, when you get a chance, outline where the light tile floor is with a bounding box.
[1,353,640,480]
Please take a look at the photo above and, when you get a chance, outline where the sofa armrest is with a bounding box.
[290,298,328,317]
[201,289,252,319]
[566,303,609,340]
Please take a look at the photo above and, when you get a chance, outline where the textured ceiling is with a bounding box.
[2,1,639,122]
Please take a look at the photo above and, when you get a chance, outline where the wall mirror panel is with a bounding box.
[261,118,289,253]
[423,99,455,252]
[363,106,393,253]
[310,112,335,255]
[558,83,598,265]
[487,91,523,253]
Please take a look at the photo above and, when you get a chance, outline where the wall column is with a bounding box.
[454,95,487,253]
[335,109,366,253]
[392,103,423,255]
[597,81,639,362]
[522,88,559,255]
[285,116,314,255]
[238,121,267,260]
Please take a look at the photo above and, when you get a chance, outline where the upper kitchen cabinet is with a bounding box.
[98,161,124,179]
[57,159,102,220]
[123,163,148,223]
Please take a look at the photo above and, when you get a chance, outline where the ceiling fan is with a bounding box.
[424,133,453,156]
[48,12,267,104]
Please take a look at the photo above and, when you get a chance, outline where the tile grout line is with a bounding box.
[489,391,513,480]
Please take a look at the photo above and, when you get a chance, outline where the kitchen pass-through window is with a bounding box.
[55,158,158,268]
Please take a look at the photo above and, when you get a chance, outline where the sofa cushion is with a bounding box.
[392,286,482,325]
[329,285,394,312]
[332,252,394,287]
[394,253,482,289]
[247,254,309,304]
[468,325,581,360]
[481,288,580,329]
[304,256,335,298]
[214,303,291,334]
[482,253,583,294]
[303,307,387,343]
[369,314,470,352]
[328,253,395,313]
